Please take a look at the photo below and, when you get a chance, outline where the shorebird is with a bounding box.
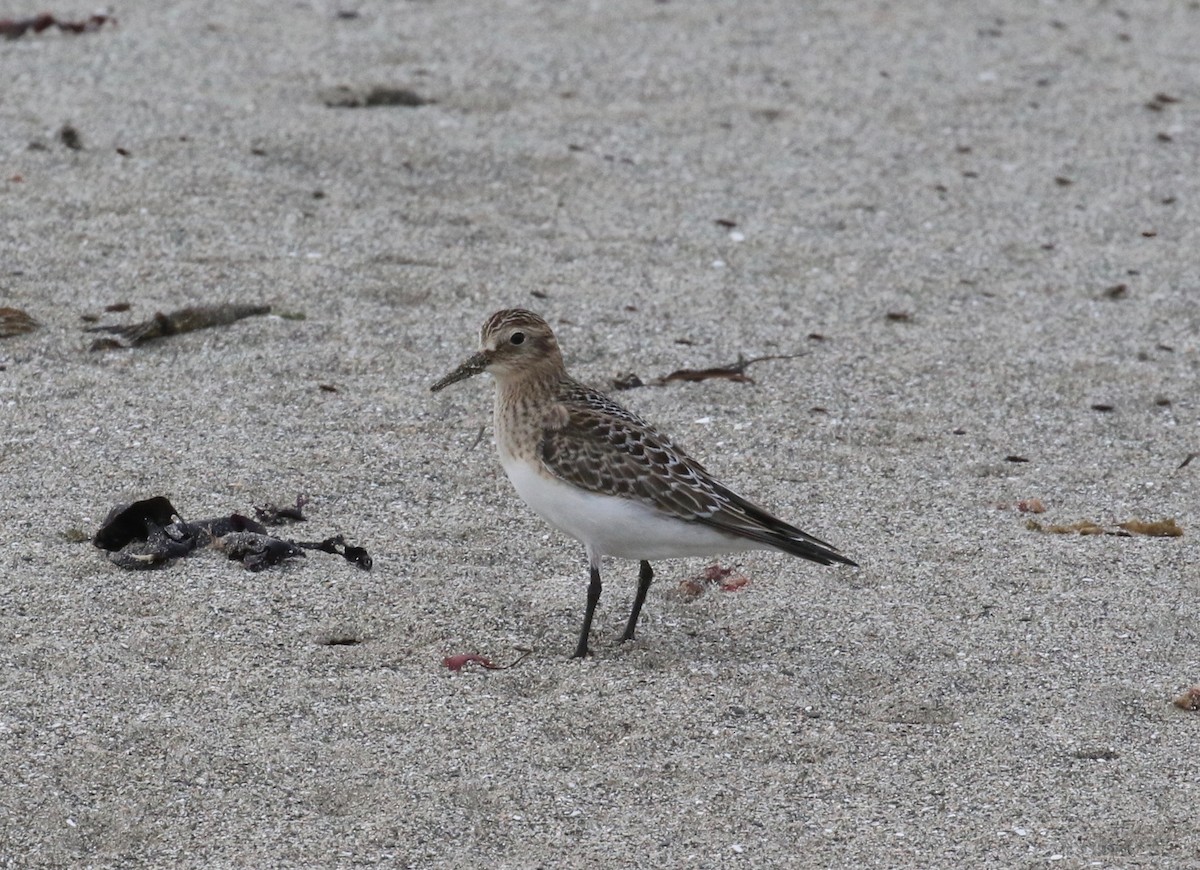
[431,309,855,657]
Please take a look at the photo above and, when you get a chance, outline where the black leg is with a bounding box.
[574,565,602,658]
[621,560,654,643]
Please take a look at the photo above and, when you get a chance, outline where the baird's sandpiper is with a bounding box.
[431,309,855,657]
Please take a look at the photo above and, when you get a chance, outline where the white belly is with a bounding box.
[499,454,766,561]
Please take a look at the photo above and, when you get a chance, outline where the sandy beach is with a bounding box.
[1,1,1198,866]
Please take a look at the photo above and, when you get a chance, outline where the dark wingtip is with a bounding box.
[761,528,855,567]
[797,544,857,568]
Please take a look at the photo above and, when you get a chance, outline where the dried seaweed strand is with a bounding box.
[87,303,270,350]
[613,351,809,390]
[0,13,114,39]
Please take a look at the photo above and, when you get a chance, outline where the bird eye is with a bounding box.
[510,332,526,345]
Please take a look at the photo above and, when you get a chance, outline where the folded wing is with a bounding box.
[538,383,855,567]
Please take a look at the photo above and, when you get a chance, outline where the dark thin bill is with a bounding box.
[430,352,489,392]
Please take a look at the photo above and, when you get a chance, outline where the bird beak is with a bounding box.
[430,351,491,392]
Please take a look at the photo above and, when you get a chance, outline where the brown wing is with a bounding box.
[538,380,856,566]
[539,383,725,520]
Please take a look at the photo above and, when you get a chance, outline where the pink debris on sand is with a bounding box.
[443,648,531,672]
[678,564,751,600]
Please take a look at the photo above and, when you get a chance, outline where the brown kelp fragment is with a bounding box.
[1146,93,1180,111]
[87,303,270,350]
[0,307,38,337]
[1027,517,1182,538]
[320,85,433,108]
[611,372,645,390]
[659,359,755,385]
[1118,518,1182,537]
[612,352,807,390]
[1025,519,1107,535]
[0,12,114,39]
